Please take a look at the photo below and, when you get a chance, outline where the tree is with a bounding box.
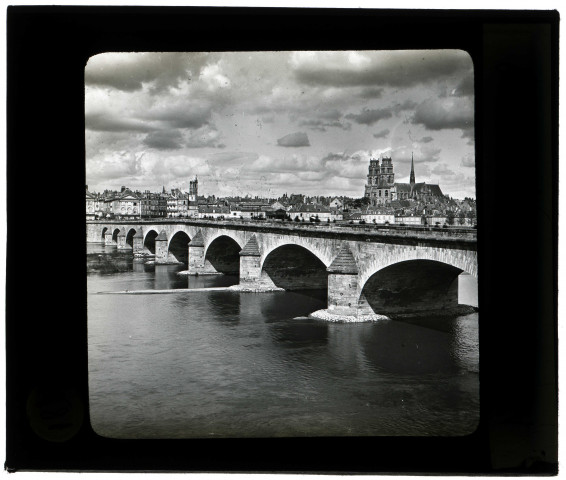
[446,211,455,225]
[351,196,371,209]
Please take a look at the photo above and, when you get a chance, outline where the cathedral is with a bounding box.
[364,154,444,206]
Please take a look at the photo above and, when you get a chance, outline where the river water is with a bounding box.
[87,243,479,439]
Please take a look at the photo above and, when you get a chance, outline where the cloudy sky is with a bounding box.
[85,50,475,199]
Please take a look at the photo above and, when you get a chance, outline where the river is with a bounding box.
[87,243,479,439]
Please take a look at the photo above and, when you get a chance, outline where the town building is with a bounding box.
[167,188,190,217]
[198,205,230,219]
[288,204,339,222]
[139,191,167,218]
[329,197,343,209]
[86,186,97,220]
[360,207,395,225]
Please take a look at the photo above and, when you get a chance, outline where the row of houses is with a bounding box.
[86,186,198,220]
[87,186,475,226]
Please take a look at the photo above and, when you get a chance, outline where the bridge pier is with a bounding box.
[326,243,359,316]
[117,229,128,250]
[104,231,113,246]
[132,230,144,255]
[187,231,220,274]
[154,231,169,264]
[238,235,278,289]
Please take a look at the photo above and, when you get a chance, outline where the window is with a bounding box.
[385,190,388,197]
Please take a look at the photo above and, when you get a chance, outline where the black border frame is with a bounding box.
[5,6,558,474]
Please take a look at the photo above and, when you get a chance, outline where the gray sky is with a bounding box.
[85,50,475,198]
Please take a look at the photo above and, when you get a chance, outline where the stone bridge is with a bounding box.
[87,220,478,318]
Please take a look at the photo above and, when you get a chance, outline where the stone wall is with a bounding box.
[328,274,358,310]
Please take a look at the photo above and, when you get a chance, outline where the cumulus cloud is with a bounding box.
[207,151,259,168]
[86,151,145,184]
[412,96,473,131]
[277,132,310,147]
[292,50,472,89]
[143,130,184,150]
[373,129,390,139]
[391,99,418,114]
[431,163,455,176]
[461,153,475,167]
[150,155,211,179]
[357,87,384,99]
[141,101,212,129]
[393,145,441,166]
[85,113,155,133]
[85,52,211,93]
[345,108,392,125]
[299,119,350,132]
[461,127,475,144]
[451,74,474,97]
[295,108,350,132]
[185,125,224,148]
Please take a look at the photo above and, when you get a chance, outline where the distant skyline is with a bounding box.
[85,50,475,199]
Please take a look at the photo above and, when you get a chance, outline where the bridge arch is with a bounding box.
[143,229,159,254]
[168,231,191,264]
[260,243,329,292]
[101,226,109,242]
[358,259,471,316]
[204,235,242,275]
[357,246,477,290]
[125,228,137,249]
[111,227,122,244]
[259,237,334,269]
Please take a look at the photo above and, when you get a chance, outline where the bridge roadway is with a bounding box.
[87,219,478,319]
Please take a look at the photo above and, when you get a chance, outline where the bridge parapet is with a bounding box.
[87,219,477,246]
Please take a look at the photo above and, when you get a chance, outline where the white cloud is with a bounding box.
[85,51,475,198]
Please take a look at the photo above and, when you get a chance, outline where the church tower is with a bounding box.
[410,153,415,186]
[189,176,198,202]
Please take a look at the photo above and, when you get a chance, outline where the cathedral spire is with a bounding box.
[410,152,415,186]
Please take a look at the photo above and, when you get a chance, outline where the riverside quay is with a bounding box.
[87,219,477,320]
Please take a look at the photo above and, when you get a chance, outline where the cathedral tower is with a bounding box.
[410,153,415,186]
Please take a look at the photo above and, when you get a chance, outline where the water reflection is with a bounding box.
[87,244,133,274]
[360,319,460,375]
[268,318,329,349]
[205,291,241,321]
[154,265,187,290]
[132,259,146,273]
